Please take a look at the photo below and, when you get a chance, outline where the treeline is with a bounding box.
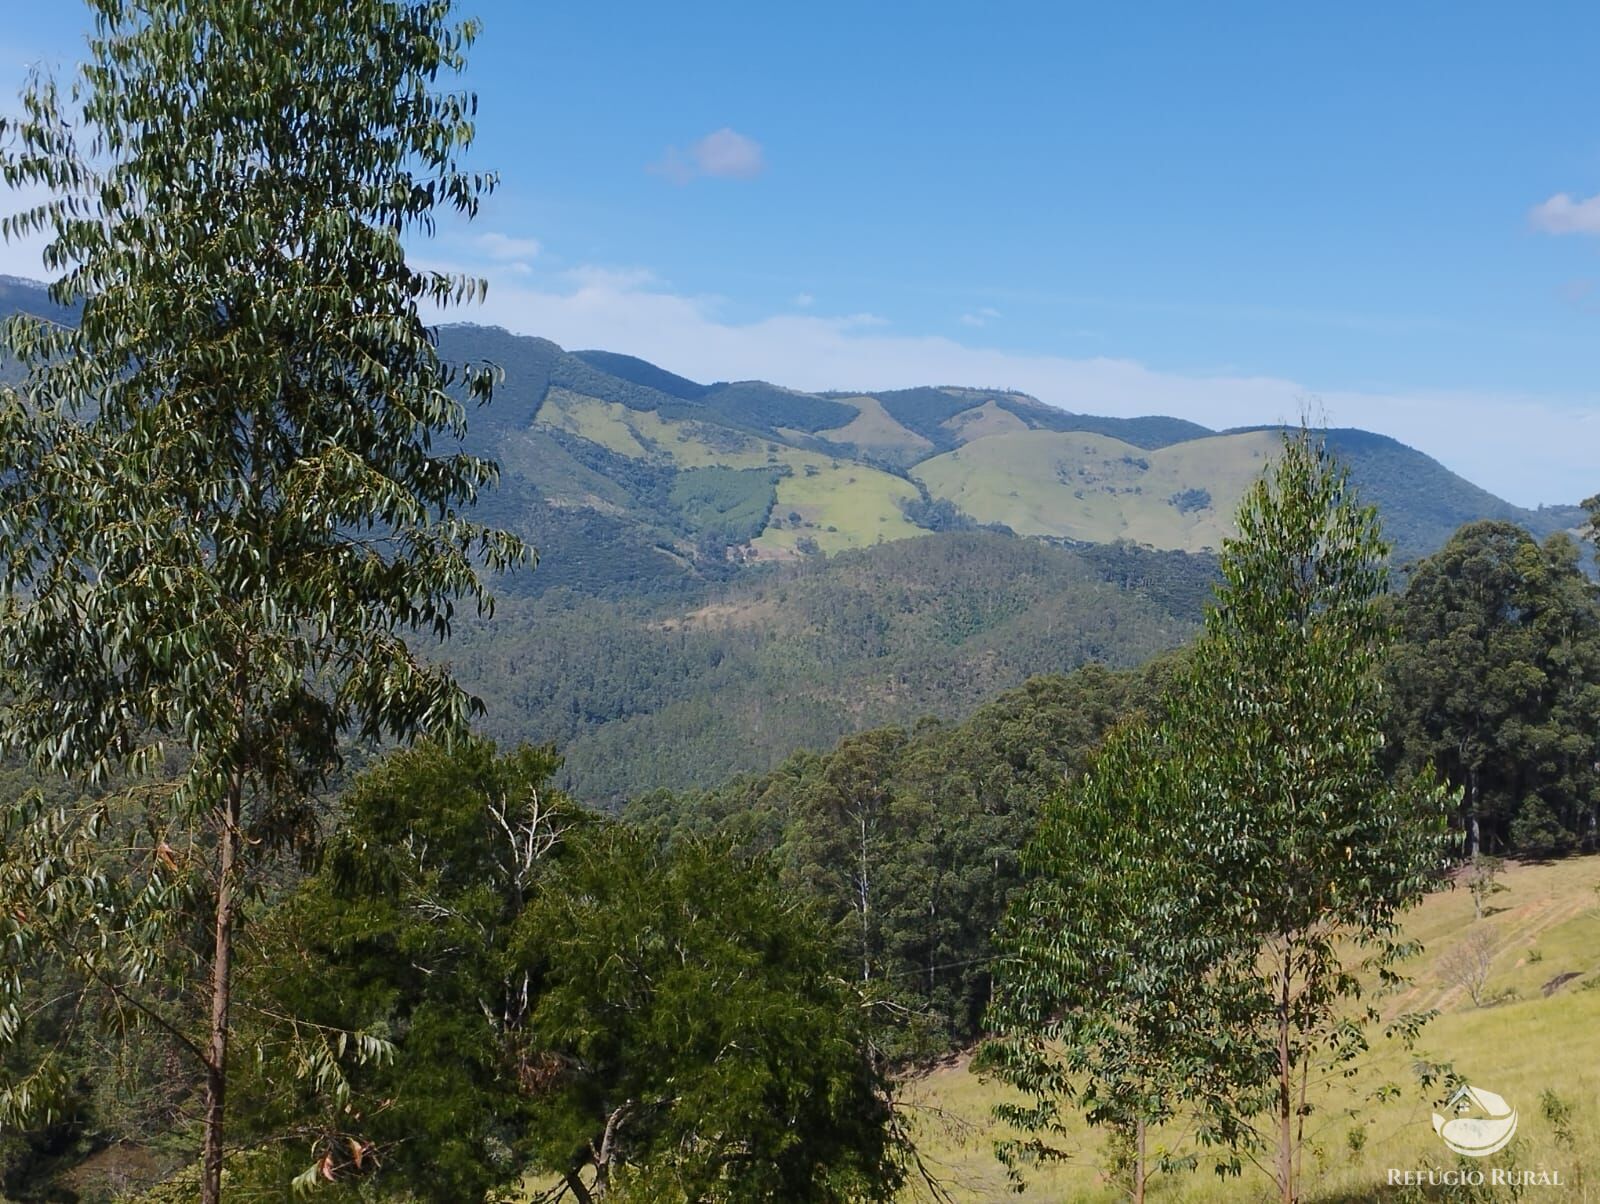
[626,659,1180,1045]
[1387,518,1600,853]
[4,498,1593,1200]
[627,513,1600,1046]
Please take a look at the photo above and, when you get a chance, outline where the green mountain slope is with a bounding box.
[3,277,1589,802]
[912,427,1283,551]
[417,322,1581,581]
[1,280,1583,593]
[448,532,1210,803]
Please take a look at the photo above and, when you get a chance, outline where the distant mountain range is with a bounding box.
[432,322,1585,595]
[1,278,1592,798]
[3,279,1583,598]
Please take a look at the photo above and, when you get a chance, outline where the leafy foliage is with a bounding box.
[456,531,1205,804]
[980,716,1254,1201]
[628,658,1179,1044]
[232,740,908,1203]
[1167,486,1212,513]
[983,431,1455,1204]
[514,827,908,1204]
[897,493,977,532]
[1387,520,1600,854]
[1164,431,1454,1201]
[0,1,522,1197]
[231,739,582,1201]
[668,465,782,546]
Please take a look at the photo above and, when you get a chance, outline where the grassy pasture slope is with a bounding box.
[913,428,1283,550]
[535,389,927,553]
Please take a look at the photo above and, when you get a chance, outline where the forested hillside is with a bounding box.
[447,533,1212,803]
[12,276,1580,803]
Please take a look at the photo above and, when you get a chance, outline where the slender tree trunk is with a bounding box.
[1295,1044,1310,1190]
[1275,942,1294,1204]
[858,809,871,982]
[201,775,243,1204]
[1467,768,1481,858]
[1133,1117,1147,1204]
[591,1101,631,1200]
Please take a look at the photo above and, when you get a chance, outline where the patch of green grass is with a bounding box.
[534,390,929,555]
[756,463,925,555]
[800,394,935,455]
[941,399,1032,444]
[912,429,1285,552]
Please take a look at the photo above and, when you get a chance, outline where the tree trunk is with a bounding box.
[858,809,871,982]
[1295,1045,1310,1190]
[1275,945,1294,1204]
[1467,769,1481,858]
[591,1100,632,1200]
[201,777,242,1204]
[1132,1117,1147,1204]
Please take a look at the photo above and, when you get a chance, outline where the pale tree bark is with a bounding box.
[1133,1117,1147,1204]
[856,808,872,983]
[589,1100,633,1199]
[201,773,243,1204]
[1274,938,1294,1204]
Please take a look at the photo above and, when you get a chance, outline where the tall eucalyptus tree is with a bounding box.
[0,2,522,1199]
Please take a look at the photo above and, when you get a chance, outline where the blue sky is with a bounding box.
[3,1,1598,506]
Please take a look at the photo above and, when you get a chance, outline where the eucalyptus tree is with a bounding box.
[980,715,1256,1204]
[1170,431,1453,1203]
[0,2,523,1200]
[985,432,1452,1204]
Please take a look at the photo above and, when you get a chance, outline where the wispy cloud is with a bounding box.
[475,232,542,262]
[422,261,1595,509]
[1557,278,1596,309]
[1529,191,1600,236]
[793,292,814,308]
[959,306,1002,328]
[651,128,766,184]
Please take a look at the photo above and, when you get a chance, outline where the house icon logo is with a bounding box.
[1433,1085,1518,1157]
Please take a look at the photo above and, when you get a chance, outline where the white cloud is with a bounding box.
[793,292,814,308]
[426,262,1597,509]
[1529,192,1600,235]
[960,306,1002,328]
[475,232,542,261]
[651,127,765,184]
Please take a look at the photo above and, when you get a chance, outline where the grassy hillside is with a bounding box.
[533,386,929,556]
[902,854,1600,1202]
[913,428,1282,550]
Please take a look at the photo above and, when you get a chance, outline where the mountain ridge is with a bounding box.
[425,320,1585,588]
[0,281,1586,599]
